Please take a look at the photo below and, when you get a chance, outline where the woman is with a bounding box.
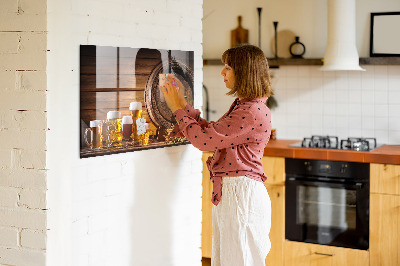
[161,44,273,266]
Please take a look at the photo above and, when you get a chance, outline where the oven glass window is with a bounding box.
[297,186,356,230]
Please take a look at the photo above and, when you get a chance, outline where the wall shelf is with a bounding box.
[359,57,400,65]
[203,57,400,67]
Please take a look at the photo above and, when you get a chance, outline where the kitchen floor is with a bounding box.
[202,257,211,266]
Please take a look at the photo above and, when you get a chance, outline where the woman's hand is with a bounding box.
[160,75,185,113]
[174,77,187,108]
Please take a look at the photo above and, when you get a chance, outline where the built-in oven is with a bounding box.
[285,158,369,250]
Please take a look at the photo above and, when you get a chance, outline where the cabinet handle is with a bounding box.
[314,252,335,257]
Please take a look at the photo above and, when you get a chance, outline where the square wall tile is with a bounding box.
[388,131,400,144]
[388,91,400,104]
[361,90,375,104]
[375,104,388,117]
[374,78,388,91]
[374,130,389,144]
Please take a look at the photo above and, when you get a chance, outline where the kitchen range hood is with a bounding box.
[320,0,365,71]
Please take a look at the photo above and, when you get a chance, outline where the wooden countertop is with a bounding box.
[263,139,400,165]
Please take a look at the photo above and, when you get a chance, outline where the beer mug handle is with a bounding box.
[84,128,92,147]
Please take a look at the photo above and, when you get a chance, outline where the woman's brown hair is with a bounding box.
[221,44,273,99]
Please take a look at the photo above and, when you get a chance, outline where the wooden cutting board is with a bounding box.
[231,16,249,48]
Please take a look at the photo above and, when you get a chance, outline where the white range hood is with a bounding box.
[320,0,365,71]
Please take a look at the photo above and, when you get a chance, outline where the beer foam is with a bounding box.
[122,116,133,124]
[90,120,99,127]
[107,111,121,120]
[129,102,142,110]
[145,123,149,130]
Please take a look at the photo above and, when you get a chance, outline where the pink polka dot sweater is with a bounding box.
[172,97,272,206]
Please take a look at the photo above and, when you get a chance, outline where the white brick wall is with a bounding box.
[2,0,203,264]
[0,0,48,265]
[46,0,203,266]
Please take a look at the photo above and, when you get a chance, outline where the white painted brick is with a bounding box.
[0,0,18,14]
[0,247,45,266]
[105,178,122,196]
[19,189,46,209]
[0,90,46,111]
[0,208,46,230]
[0,129,46,150]
[0,187,19,208]
[16,70,47,91]
[0,150,11,169]
[0,227,19,247]
[88,212,109,233]
[19,0,47,15]
[72,218,88,237]
[20,149,46,170]
[0,32,20,54]
[0,33,47,71]
[0,13,46,33]
[0,110,47,131]
[20,229,46,250]
[0,71,16,89]
[0,169,47,189]
[10,148,22,169]
[0,52,46,72]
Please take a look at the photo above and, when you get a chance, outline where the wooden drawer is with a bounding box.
[284,241,369,266]
[370,163,400,195]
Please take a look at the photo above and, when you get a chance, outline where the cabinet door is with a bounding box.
[264,184,284,266]
[370,163,400,195]
[202,152,213,258]
[284,241,369,266]
[370,193,400,266]
[261,156,285,185]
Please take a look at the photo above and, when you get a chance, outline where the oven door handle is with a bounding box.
[287,177,364,189]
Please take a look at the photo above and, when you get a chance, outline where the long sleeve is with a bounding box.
[173,105,257,152]
[172,97,271,206]
[170,104,210,137]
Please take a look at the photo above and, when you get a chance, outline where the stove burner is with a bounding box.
[301,135,339,149]
[295,136,378,151]
[340,137,377,151]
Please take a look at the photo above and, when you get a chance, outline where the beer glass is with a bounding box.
[137,123,154,146]
[129,102,142,143]
[85,120,102,149]
[105,111,122,148]
[122,116,133,142]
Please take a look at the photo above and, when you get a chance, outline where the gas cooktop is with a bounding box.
[289,135,382,151]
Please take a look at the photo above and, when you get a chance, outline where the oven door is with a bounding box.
[285,177,369,250]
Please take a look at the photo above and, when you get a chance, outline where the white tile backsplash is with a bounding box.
[204,64,400,144]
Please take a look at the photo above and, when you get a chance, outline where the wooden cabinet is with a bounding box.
[370,193,400,266]
[261,156,285,266]
[370,163,400,195]
[284,241,369,266]
[370,163,400,266]
[264,184,284,266]
[201,152,213,258]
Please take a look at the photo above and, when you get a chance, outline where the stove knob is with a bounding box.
[305,162,312,171]
[340,164,347,174]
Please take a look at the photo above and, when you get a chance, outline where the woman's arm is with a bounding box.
[161,75,211,137]
[173,106,256,152]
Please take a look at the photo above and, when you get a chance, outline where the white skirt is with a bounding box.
[212,176,271,266]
